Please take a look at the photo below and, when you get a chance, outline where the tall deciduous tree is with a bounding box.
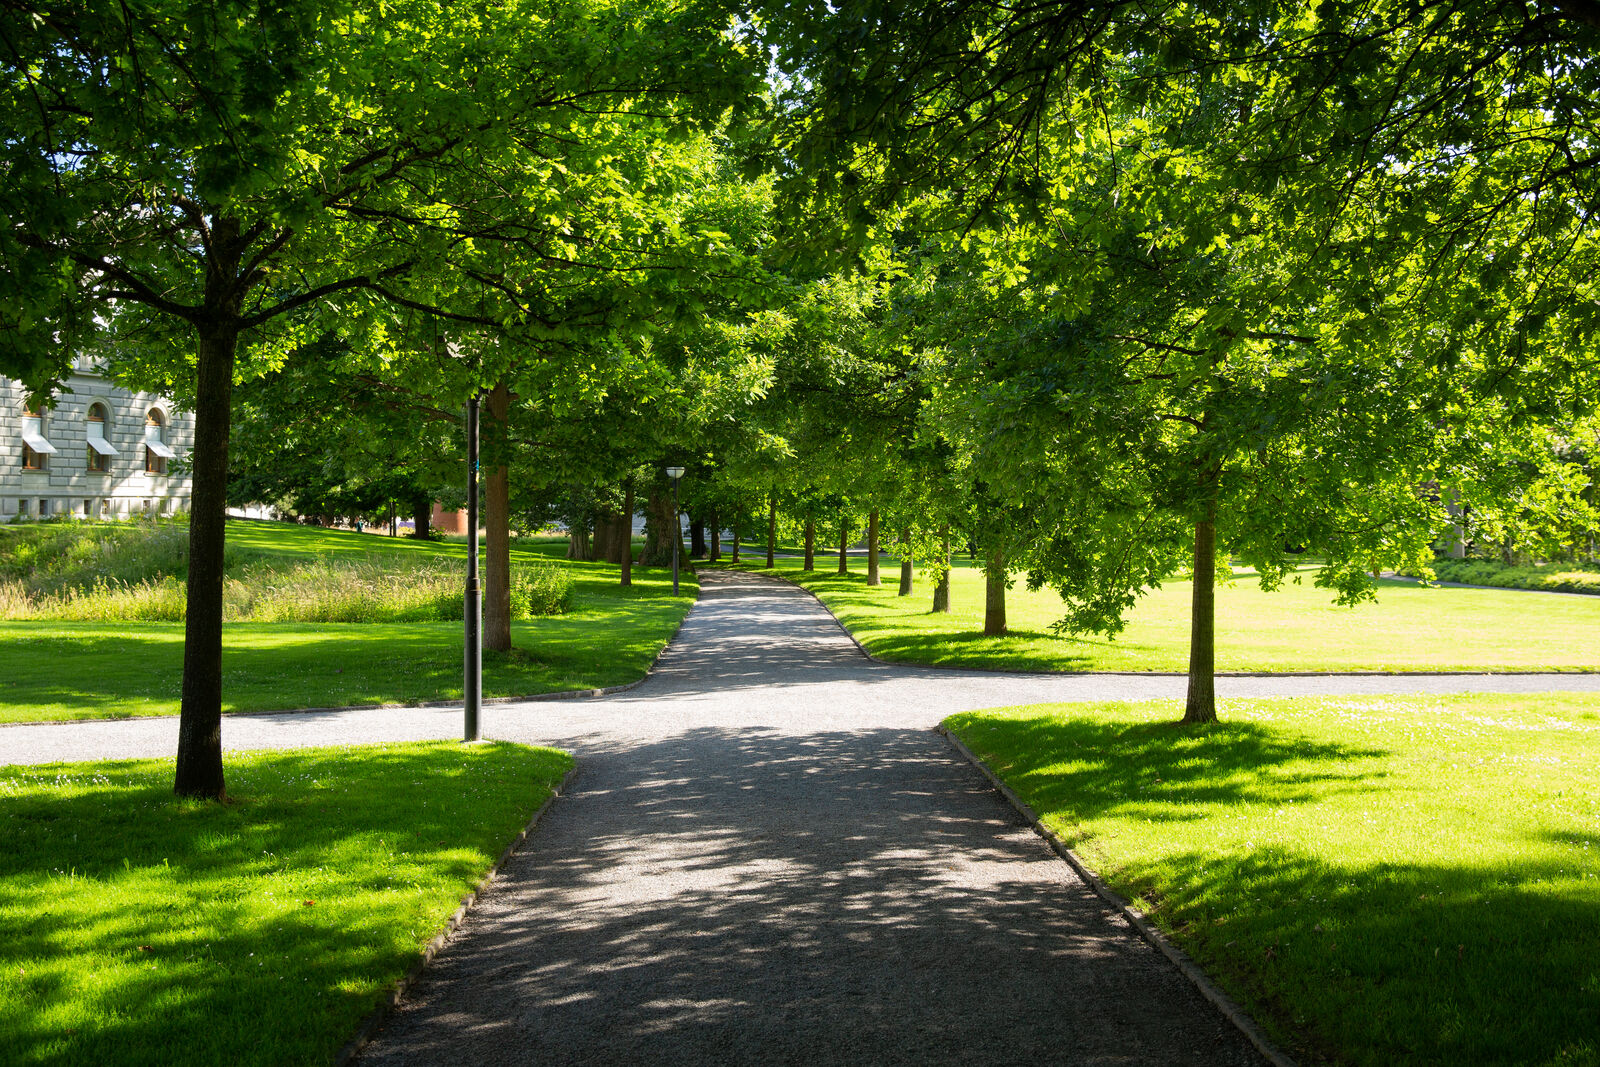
[0,0,756,797]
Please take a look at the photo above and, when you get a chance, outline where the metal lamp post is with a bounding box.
[464,393,482,742]
[666,465,684,596]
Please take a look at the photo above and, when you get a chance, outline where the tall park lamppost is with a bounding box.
[666,465,685,596]
[464,392,482,743]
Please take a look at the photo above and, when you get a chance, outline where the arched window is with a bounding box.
[20,403,57,471]
[144,408,174,474]
[86,402,116,472]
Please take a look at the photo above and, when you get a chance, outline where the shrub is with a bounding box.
[509,560,573,617]
[1428,557,1600,595]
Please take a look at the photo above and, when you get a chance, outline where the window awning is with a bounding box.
[88,436,118,456]
[21,428,58,455]
[145,439,176,459]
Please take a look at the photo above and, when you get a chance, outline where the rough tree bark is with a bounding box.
[484,382,512,653]
[690,516,706,558]
[837,518,850,576]
[639,485,680,566]
[708,508,720,562]
[866,509,880,586]
[410,492,432,541]
[803,518,815,571]
[1183,498,1219,724]
[174,307,240,800]
[766,497,777,568]
[983,547,1007,636]
[619,482,634,587]
[731,529,740,564]
[898,526,913,595]
[593,506,630,565]
[932,525,951,613]
[567,525,590,560]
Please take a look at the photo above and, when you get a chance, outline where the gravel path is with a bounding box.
[6,570,1598,1064]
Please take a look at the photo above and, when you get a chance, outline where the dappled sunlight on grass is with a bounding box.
[0,742,572,1067]
[720,557,1600,672]
[946,692,1600,1065]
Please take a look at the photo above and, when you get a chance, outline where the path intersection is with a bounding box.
[8,570,1598,1063]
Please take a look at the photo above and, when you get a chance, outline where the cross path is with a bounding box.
[9,570,1599,1064]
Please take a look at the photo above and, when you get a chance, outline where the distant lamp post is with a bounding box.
[666,465,685,596]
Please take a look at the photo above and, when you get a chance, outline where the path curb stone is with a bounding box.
[335,764,578,1066]
[938,725,1298,1067]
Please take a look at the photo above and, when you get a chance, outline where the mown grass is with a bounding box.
[0,741,573,1067]
[944,693,1600,1066]
[0,522,696,722]
[719,556,1600,672]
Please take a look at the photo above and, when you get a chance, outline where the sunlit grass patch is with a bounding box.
[0,741,572,1066]
[0,521,695,722]
[720,557,1600,672]
[945,692,1600,1065]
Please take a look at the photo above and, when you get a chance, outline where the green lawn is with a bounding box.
[944,694,1600,1066]
[0,741,573,1067]
[0,522,696,722]
[720,557,1600,672]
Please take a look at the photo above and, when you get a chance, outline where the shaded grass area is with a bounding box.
[718,557,1600,672]
[945,694,1600,1066]
[0,522,696,722]
[0,741,573,1067]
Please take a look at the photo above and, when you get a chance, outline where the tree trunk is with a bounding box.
[984,548,1007,636]
[898,526,913,595]
[866,508,880,586]
[690,516,706,558]
[803,518,815,571]
[837,518,850,576]
[620,483,634,587]
[567,526,591,560]
[708,509,720,562]
[766,497,777,568]
[1183,511,1219,724]
[639,486,679,566]
[932,525,951,613]
[484,382,512,653]
[411,493,432,540]
[594,510,630,565]
[175,317,239,800]
[732,530,740,564]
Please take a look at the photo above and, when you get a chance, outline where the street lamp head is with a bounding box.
[665,465,685,481]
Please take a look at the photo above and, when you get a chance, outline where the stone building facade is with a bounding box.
[3,354,194,520]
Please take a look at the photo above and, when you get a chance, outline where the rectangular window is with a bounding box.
[20,414,57,470]
[145,448,166,475]
[87,417,116,472]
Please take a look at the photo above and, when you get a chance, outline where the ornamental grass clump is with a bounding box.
[6,575,190,622]
[0,550,574,623]
[232,558,464,622]
[0,519,195,592]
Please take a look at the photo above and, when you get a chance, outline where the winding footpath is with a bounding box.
[7,570,1599,1063]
